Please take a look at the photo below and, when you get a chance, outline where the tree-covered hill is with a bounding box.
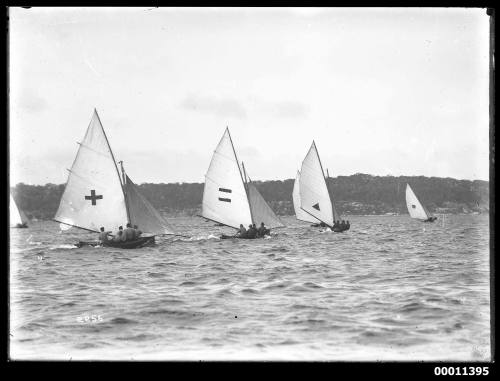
[10,174,489,220]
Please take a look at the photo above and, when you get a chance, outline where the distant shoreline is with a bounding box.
[11,173,489,221]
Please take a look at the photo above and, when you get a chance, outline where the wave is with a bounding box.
[109,317,138,325]
[49,244,78,250]
[240,288,258,294]
[174,234,220,242]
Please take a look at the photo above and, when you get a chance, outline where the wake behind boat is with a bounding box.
[53,109,176,249]
[296,141,349,232]
[201,127,284,239]
[406,183,437,222]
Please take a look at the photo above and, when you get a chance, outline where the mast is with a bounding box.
[226,126,254,225]
[241,161,255,224]
[119,160,131,224]
[313,141,327,180]
[226,127,246,187]
[326,168,333,219]
[95,109,124,189]
[326,168,341,222]
[95,108,130,223]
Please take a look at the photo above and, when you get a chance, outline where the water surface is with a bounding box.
[9,215,491,361]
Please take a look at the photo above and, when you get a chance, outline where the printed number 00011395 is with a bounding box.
[434,367,489,376]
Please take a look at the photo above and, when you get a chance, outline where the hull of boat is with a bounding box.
[76,236,156,249]
[12,223,28,228]
[423,217,437,223]
[220,234,270,240]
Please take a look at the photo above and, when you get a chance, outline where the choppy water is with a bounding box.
[9,215,491,361]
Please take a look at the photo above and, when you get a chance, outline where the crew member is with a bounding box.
[237,224,247,238]
[98,227,112,243]
[257,222,266,237]
[133,225,142,238]
[122,223,136,242]
[247,224,257,239]
[113,226,124,242]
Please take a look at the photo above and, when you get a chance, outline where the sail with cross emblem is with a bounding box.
[54,109,128,232]
[405,183,430,220]
[201,128,253,229]
[298,141,334,227]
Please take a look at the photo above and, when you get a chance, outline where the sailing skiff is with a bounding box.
[296,141,347,232]
[405,183,437,222]
[54,109,175,248]
[201,127,284,239]
[10,193,28,228]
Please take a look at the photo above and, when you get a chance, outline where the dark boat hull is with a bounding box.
[76,236,156,249]
[13,223,28,228]
[220,234,270,240]
[423,217,437,222]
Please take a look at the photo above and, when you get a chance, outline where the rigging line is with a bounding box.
[94,109,128,217]
[52,219,100,234]
[299,207,332,229]
[225,128,247,192]
[195,213,238,230]
[241,162,255,225]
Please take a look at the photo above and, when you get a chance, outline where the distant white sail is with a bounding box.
[299,142,334,227]
[124,175,175,235]
[10,193,27,227]
[247,182,284,229]
[406,184,430,220]
[293,171,320,223]
[54,110,128,232]
[202,128,253,229]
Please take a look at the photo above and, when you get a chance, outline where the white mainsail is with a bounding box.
[54,110,128,232]
[293,171,320,223]
[10,193,27,227]
[202,128,253,229]
[406,184,430,220]
[299,141,334,227]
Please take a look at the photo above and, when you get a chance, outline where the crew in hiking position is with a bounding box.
[237,224,247,238]
[247,224,257,239]
[98,227,112,243]
[133,225,142,238]
[122,223,136,242]
[113,226,124,242]
[258,222,270,237]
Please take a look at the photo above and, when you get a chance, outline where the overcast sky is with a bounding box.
[9,7,490,186]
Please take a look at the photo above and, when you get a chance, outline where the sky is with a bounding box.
[9,7,491,185]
